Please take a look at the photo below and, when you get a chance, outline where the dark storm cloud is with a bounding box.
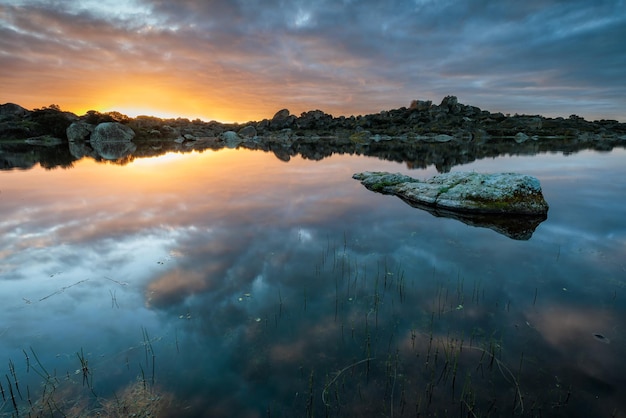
[139,0,626,118]
[0,0,624,120]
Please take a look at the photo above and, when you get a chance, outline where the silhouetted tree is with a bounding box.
[29,107,72,139]
[83,110,115,125]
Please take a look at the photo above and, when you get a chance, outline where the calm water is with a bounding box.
[1,148,625,417]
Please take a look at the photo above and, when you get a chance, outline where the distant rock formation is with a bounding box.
[1,97,625,169]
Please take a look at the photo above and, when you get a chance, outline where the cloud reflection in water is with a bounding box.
[0,148,625,416]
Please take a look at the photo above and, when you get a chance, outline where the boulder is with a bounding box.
[409,100,432,111]
[272,109,290,120]
[90,122,135,143]
[86,122,135,160]
[270,109,295,129]
[439,95,461,114]
[0,103,30,118]
[353,171,549,215]
[238,125,257,138]
[66,121,94,142]
[220,130,242,148]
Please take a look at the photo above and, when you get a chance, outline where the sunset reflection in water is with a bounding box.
[0,148,625,416]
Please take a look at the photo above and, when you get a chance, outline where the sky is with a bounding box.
[1,0,625,123]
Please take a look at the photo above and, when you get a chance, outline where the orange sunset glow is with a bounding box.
[1,1,625,122]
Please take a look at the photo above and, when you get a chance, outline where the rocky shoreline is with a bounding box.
[1,96,625,170]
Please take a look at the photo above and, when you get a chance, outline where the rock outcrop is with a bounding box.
[353,171,549,215]
[353,171,549,239]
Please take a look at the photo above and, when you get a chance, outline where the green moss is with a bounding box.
[466,191,545,213]
[371,181,396,192]
[368,176,408,192]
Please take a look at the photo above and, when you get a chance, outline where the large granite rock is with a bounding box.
[353,171,549,215]
[66,121,94,142]
[91,122,135,143]
[219,130,242,148]
[0,103,30,118]
[238,125,257,138]
[87,122,136,160]
[270,109,295,129]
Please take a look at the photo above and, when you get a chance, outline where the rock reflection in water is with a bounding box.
[401,199,548,240]
[91,140,137,161]
[2,133,626,172]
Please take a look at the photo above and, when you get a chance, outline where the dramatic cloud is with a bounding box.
[0,0,624,121]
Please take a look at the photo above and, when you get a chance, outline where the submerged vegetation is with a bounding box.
[0,334,169,417]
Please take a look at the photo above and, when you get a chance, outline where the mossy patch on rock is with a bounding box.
[353,172,414,193]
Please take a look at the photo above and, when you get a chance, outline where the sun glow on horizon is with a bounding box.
[64,101,267,124]
[24,70,275,123]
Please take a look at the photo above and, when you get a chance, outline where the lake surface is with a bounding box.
[1,147,625,417]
